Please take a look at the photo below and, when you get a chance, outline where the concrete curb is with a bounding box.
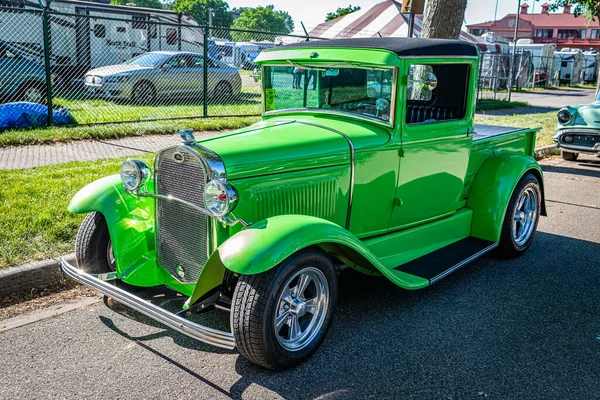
[0,144,561,298]
[534,144,560,160]
[0,253,75,298]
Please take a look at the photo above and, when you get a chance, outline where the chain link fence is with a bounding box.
[0,5,319,129]
[1,4,599,130]
[477,51,597,101]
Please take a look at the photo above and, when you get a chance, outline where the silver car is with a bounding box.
[84,51,242,104]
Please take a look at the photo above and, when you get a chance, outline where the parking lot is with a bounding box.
[1,154,599,399]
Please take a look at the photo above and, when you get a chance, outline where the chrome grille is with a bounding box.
[155,146,209,283]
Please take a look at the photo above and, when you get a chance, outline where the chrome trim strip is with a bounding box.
[556,143,600,153]
[556,128,600,135]
[293,121,355,230]
[429,242,499,284]
[139,192,248,228]
[60,257,236,350]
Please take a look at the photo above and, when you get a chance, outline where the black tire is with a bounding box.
[131,81,156,105]
[497,172,541,258]
[231,249,338,370]
[562,151,579,161]
[16,81,46,104]
[212,81,233,102]
[75,212,115,274]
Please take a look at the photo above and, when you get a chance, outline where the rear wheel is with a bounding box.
[497,173,541,258]
[212,81,233,101]
[231,249,338,370]
[562,151,579,161]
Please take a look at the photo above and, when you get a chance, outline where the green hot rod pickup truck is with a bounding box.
[62,38,546,370]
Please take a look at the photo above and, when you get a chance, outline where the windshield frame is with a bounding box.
[261,63,398,129]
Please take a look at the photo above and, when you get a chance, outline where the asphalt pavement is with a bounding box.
[1,155,599,399]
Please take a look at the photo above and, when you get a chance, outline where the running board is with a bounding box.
[394,237,498,284]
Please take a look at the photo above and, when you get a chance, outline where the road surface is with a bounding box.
[1,155,599,400]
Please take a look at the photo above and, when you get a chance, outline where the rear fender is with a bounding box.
[467,155,546,243]
[207,214,429,290]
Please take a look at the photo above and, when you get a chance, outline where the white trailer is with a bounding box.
[555,49,584,85]
[212,40,264,70]
[513,39,556,87]
[0,0,203,82]
[582,51,600,83]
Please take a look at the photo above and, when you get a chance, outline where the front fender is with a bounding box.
[467,155,546,243]
[210,214,429,290]
[69,175,161,287]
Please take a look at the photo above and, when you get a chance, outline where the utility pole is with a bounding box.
[508,0,521,102]
[494,0,499,21]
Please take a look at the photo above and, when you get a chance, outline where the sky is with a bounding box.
[225,0,560,31]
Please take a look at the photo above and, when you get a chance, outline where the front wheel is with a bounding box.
[562,151,579,161]
[231,249,338,370]
[497,172,541,258]
[75,212,116,273]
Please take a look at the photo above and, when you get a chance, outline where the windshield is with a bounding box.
[263,65,394,123]
[125,53,170,67]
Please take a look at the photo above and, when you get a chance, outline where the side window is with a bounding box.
[116,26,126,33]
[191,56,204,68]
[0,45,6,58]
[94,24,106,38]
[405,63,470,125]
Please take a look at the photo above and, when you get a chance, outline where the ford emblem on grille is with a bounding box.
[173,152,185,163]
[176,265,186,279]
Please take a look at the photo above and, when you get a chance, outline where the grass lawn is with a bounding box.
[0,116,259,147]
[475,99,528,112]
[475,111,556,146]
[0,155,154,268]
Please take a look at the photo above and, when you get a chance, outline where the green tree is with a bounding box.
[325,5,361,21]
[111,0,164,9]
[230,5,294,41]
[172,0,233,27]
[549,0,600,19]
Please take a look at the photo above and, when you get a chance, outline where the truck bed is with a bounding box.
[472,124,527,142]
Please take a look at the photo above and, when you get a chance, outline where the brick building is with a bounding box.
[466,3,600,51]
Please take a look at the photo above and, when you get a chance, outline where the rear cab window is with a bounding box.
[405,63,471,125]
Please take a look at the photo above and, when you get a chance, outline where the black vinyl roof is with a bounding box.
[280,37,479,57]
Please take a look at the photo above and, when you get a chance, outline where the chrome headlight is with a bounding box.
[120,159,151,192]
[563,135,574,143]
[557,109,572,125]
[204,180,238,217]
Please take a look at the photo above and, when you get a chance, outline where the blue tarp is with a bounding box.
[0,102,75,130]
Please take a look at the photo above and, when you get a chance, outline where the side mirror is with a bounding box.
[252,68,261,82]
[409,72,438,92]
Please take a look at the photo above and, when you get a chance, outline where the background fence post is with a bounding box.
[203,26,209,117]
[41,7,54,127]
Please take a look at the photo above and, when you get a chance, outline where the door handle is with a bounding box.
[467,127,476,137]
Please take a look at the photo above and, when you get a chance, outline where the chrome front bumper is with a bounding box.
[60,258,236,350]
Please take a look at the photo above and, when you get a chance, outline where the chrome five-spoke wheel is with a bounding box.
[274,267,329,351]
[498,172,541,257]
[512,187,538,247]
[232,249,338,370]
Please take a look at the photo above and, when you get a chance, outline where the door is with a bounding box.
[389,60,477,230]
[157,54,200,97]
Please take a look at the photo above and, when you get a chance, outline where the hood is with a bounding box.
[86,64,153,77]
[198,119,352,179]
[559,103,600,129]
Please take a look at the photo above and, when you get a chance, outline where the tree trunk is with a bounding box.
[420,0,468,40]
